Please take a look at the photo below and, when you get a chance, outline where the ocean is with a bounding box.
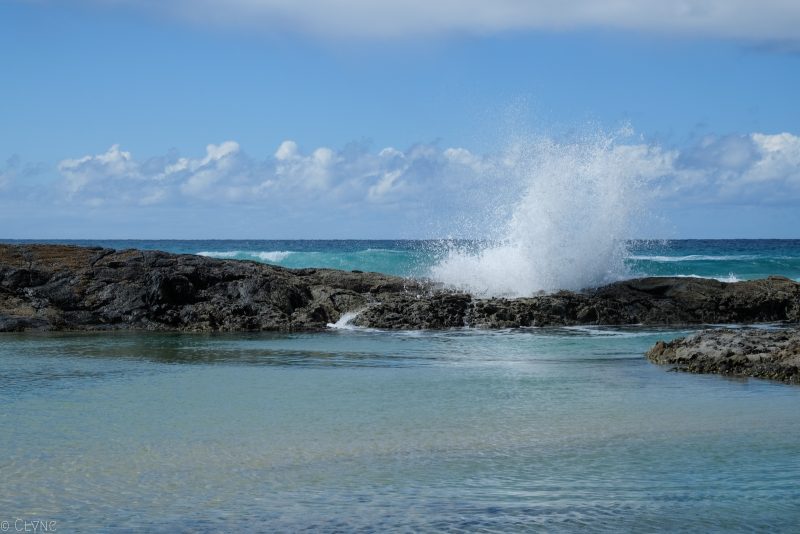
[5,238,800,282]
[2,239,800,531]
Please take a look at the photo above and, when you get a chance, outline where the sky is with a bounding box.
[1,0,800,239]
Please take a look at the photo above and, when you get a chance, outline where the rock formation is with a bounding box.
[647,328,800,383]
[1,244,799,332]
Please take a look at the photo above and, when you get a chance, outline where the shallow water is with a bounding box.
[2,327,799,531]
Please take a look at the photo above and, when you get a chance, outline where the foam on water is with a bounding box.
[327,310,365,330]
[255,251,294,262]
[629,254,759,262]
[197,250,242,259]
[197,250,294,263]
[431,131,656,297]
[670,273,742,283]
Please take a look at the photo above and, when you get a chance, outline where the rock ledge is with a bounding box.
[647,328,800,383]
[1,244,799,332]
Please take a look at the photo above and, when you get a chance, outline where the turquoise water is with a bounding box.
[626,239,800,282]
[4,239,800,281]
[2,240,800,530]
[2,327,800,531]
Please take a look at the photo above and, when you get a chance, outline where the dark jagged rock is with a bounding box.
[358,274,800,329]
[646,328,800,383]
[0,244,420,332]
[1,244,799,332]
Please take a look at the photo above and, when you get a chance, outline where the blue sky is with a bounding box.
[2,0,800,238]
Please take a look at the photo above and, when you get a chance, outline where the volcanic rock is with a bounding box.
[1,244,799,332]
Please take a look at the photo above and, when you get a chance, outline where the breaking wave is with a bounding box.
[197,250,294,263]
[430,130,660,297]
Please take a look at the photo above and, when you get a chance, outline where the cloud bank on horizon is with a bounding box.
[46,132,800,207]
[3,130,799,237]
[70,0,800,41]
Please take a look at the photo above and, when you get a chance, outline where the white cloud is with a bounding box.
[671,132,800,204]
[51,139,484,207]
[751,132,800,181]
[57,144,138,194]
[367,169,404,201]
[274,140,299,161]
[7,131,800,239]
[274,144,337,190]
[444,147,483,170]
[65,0,800,41]
[30,130,800,216]
[178,142,243,197]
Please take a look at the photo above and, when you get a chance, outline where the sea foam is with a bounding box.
[430,131,659,297]
[327,309,369,330]
[256,251,294,262]
[197,250,242,259]
[197,250,294,263]
[628,254,757,262]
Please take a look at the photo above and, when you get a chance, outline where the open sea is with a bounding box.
[4,238,800,281]
[2,239,800,531]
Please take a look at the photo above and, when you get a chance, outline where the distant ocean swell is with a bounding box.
[629,254,755,262]
[194,250,756,284]
[188,243,800,289]
[198,250,295,262]
[197,247,426,277]
[628,254,796,262]
[4,238,799,292]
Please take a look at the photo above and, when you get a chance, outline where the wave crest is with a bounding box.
[197,250,294,263]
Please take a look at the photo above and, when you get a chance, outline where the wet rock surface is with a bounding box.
[1,244,799,332]
[357,274,800,329]
[647,328,800,384]
[0,244,416,332]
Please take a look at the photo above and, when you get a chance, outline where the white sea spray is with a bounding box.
[430,130,668,296]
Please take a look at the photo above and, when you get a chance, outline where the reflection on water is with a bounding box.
[1,327,799,531]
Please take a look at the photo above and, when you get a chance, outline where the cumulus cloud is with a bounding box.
[58,144,139,196]
[48,139,494,210]
[44,131,800,213]
[672,132,800,204]
[0,129,793,238]
[49,0,800,41]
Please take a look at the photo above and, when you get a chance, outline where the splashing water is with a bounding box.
[327,310,364,330]
[430,131,664,297]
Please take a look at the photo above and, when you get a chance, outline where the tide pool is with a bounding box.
[1,327,799,531]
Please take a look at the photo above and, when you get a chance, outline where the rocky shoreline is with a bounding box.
[647,328,800,384]
[2,244,799,333]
